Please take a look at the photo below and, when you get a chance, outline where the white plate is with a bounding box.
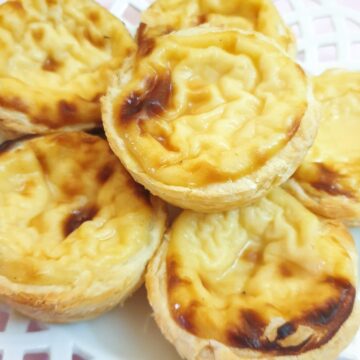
[0,0,359,359]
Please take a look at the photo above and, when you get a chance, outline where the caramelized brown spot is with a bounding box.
[63,206,98,237]
[35,152,49,174]
[84,28,105,48]
[279,262,294,277]
[91,93,103,103]
[20,179,36,197]
[0,96,28,113]
[154,135,178,151]
[7,1,23,10]
[97,163,115,183]
[32,28,44,42]
[0,134,37,154]
[197,14,208,25]
[311,163,353,198]
[287,119,301,139]
[167,258,190,290]
[88,11,100,24]
[42,56,61,72]
[242,248,261,264]
[136,23,155,57]
[58,100,77,120]
[120,72,172,124]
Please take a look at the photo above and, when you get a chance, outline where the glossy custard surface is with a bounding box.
[0,132,159,296]
[114,29,308,187]
[166,188,356,354]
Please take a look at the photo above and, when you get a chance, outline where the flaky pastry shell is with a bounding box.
[285,70,360,226]
[0,132,166,322]
[103,27,319,212]
[0,0,135,135]
[140,0,296,55]
[146,188,359,360]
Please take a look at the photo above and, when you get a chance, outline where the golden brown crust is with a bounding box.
[284,69,360,225]
[140,0,296,55]
[0,0,135,135]
[0,132,166,322]
[102,27,319,212]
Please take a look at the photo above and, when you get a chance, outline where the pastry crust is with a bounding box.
[146,188,359,359]
[0,0,135,135]
[140,0,296,55]
[0,132,166,322]
[102,27,319,212]
[284,70,360,225]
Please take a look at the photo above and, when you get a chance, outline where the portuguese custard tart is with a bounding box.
[0,132,166,323]
[139,0,295,55]
[0,0,135,135]
[146,188,359,360]
[285,70,360,226]
[103,27,318,212]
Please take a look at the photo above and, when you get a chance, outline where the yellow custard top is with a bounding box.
[0,132,161,296]
[113,28,308,188]
[141,0,295,53]
[0,0,135,128]
[293,70,360,199]
[166,188,356,355]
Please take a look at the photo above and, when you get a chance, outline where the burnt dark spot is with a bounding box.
[276,322,297,340]
[304,277,355,327]
[63,206,98,237]
[136,23,156,57]
[86,126,106,139]
[97,163,115,183]
[176,314,194,332]
[0,96,28,113]
[228,310,266,350]
[311,163,353,198]
[0,134,38,154]
[120,72,172,124]
[171,274,355,356]
[42,56,61,72]
[58,100,77,120]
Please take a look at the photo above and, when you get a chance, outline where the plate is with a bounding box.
[0,0,359,359]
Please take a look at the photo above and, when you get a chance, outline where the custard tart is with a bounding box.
[140,0,295,54]
[0,0,135,134]
[146,188,359,360]
[285,70,360,225]
[103,27,318,212]
[0,132,166,322]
